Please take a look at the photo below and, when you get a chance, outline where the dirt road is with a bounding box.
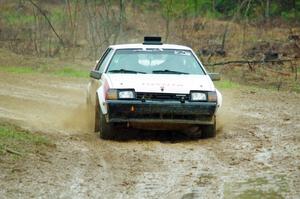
[0,72,299,199]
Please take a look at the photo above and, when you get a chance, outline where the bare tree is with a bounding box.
[28,0,64,47]
[163,0,173,42]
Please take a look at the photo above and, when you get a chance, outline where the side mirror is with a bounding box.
[208,73,221,81]
[90,70,102,79]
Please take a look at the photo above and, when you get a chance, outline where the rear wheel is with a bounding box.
[201,116,216,138]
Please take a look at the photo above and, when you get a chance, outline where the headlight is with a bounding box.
[190,92,207,101]
[106,89,136,100]
[118,90,135,99]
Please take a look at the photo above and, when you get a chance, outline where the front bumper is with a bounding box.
[106,100,217,125]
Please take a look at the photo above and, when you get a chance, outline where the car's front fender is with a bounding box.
[216,89,222,111]
[96,85,108,115]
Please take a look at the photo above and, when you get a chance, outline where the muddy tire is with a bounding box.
[99,112,118,140]
[94,99,100,132]
[201,116,216,138]
[95,97,117,139]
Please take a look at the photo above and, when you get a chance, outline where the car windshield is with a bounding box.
[106,49,205,75]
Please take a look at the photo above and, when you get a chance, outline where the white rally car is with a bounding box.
[87,37,222,139]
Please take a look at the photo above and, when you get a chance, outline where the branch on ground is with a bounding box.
[5,148,22,156]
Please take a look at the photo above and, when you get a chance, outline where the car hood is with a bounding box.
[105,74,215,94]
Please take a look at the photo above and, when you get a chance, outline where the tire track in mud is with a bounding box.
[0,72,300,198]
[80,139,225,199]
[130,144,223,199]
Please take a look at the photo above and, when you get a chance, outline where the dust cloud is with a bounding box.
[62,103,95,133]
[216,90,237,134]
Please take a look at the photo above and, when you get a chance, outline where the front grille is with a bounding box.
[136,92,189,101]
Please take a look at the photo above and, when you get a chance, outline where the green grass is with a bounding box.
[224,176,289,199]
[0,124,50,156]
[235,189,284,199]
[0,66,88,78]
[2,11,35,25]
[50,7,67,23]
[54,67,89,78]
[0,66,38,74]
[215,79,240,89]
[291,81,300,92]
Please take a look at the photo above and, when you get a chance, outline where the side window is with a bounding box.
[96,48,113,73]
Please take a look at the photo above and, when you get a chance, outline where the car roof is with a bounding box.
[109,43,192,51]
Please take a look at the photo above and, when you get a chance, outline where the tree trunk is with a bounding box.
[113,0,125,44]
[265,0,270,20]
[165,0,173,42]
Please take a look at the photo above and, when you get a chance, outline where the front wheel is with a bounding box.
[95,97,117,139]
[94,99,100,132]
[99,111,118,139]
[201,116,216,138]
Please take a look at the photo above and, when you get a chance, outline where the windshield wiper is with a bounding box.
[108,69,146,74]
[152,69,189,74]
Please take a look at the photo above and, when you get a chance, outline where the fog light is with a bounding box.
[130,106,135,112]
[208,91,217,102]
[106,89,118,100]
